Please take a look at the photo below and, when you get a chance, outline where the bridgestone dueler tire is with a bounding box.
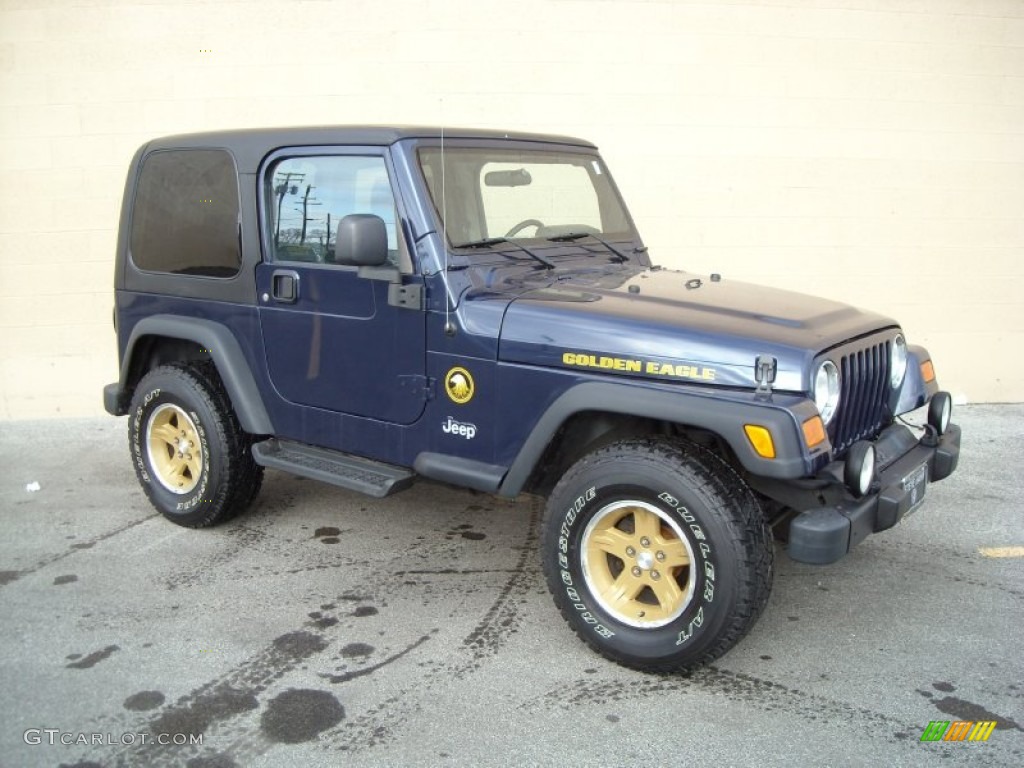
[541,438,773,672]
[128,363,263,528]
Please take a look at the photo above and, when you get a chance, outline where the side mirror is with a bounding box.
[335,214,388,267]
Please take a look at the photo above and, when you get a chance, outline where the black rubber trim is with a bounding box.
[931,423,960,481]
[103,382,127,415]
[253,439,413,498]
[787,507,863,566]
[872,423,920,470]
[787,423,960,565]
[120,315,273,434]
[498,381,820,497]
[414,452,507,493]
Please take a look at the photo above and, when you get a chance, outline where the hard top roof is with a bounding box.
[141,125,597,171]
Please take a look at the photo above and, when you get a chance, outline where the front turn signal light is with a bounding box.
[920,359,936,383]
[802,416,826,448]
[744,424,776,459]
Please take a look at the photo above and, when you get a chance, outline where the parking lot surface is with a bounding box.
[1,405,1021,767]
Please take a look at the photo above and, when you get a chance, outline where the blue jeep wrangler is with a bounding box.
[104,127,960,672]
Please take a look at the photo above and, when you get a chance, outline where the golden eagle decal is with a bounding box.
[444,367,475,404]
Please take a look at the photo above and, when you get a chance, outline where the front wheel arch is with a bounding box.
[498,381,817,497]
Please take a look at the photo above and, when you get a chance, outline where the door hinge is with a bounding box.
[388,282,423,310]
[398,375,434,401]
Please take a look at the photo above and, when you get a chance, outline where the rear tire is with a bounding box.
[128,363,263,527]
[541,437,772,672]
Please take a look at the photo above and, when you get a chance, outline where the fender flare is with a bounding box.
[894,344,939,415]
[121,315,274,434]
[497,381,821,496]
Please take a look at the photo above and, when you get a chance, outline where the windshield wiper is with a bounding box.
[546,231,630,263]
[453,237,556,270]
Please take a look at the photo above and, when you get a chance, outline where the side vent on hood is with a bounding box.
[523,287,601,303]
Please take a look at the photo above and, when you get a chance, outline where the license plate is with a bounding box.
[901,463,928,519]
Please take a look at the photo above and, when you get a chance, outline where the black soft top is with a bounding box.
[140,126,597,172]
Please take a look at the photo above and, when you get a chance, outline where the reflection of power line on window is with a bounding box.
[292,184,321,245]
[273,171,304,247]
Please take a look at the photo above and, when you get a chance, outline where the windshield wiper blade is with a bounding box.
[453,237,555,269]
[547,231,630,263]
[455,237,507,249]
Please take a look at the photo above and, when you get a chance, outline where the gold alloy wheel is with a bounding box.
[146,403,204,495]
[581,500,695,628]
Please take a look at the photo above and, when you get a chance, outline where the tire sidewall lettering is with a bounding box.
[131,383,213,515]
[130,388,160,485]
[557,486,618,639]
[659,491,716,608]
[558,485,717,651]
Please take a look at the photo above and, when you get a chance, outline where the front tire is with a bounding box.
[128,363,263,527]
[541,438,772,672]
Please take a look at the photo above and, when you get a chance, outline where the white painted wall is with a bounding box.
[1,0,1022,417]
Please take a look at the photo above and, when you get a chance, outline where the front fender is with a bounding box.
[894,344,940,415]
[498,381,824,497]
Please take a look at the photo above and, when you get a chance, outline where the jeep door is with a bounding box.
[255,148,426,425]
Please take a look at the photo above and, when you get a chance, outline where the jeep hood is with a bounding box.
[496,268,897,391]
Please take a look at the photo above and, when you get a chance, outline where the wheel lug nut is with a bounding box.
[625,546,636,557]
[640,537,650,547]
[656,551,665,561]
[631,566,642,577]
[651,570,661,580]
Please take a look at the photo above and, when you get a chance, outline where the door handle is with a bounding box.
[271,270,300,303]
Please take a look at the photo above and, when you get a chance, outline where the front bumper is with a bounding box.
[787,422,961,565]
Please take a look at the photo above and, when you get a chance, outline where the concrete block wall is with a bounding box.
[1,0,1021,417]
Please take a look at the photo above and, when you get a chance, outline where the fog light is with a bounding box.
[928,391,952,436]
[845,441,876,498]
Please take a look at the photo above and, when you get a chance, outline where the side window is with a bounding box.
[266,155,400,265]
[130,149,241,277]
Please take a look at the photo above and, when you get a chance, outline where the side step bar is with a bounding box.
[252,439,415,498]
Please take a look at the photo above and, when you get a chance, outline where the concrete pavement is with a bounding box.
[0,405,1021,767]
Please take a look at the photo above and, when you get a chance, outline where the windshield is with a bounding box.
[418,147,632,247]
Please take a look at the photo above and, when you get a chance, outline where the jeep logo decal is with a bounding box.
[444,367,475,404]
[442,417,477,439]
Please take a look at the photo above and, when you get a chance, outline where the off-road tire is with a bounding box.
[541,437,773,672]
[128,362,263,527]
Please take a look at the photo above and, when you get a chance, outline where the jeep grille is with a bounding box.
[832,340,892,455]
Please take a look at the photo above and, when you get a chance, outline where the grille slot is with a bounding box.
[832,340,892,455]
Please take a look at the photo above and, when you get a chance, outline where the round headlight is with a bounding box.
[813,360,841,425]
[891,334,908,388]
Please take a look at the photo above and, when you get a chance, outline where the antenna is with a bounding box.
[440,111,456,336]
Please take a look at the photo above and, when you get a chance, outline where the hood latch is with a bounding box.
[755,355,777,396]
